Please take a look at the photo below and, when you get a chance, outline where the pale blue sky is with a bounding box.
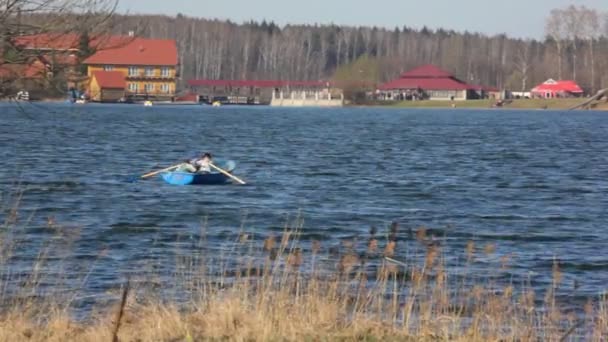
[118,0,608,39]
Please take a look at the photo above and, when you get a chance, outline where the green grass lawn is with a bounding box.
[388,98,607,110]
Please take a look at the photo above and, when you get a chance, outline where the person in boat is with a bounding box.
[193,152,213,173]
[175,152,213,173]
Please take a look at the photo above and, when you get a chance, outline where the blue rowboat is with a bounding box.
[161,160,236,185]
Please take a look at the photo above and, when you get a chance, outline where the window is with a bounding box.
[160,84,170,93]
[128,66,138,76]
[144,83,154,93]
[128,83,138,92]
[161,67,170,77]
[145,67,154,77]
[103,65,114,71]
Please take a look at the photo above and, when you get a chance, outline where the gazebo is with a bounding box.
[530,79,583,98]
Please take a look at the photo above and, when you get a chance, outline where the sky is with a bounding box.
[117,0,608,39]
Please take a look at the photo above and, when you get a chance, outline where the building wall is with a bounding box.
[89,77,102,101]
[100,89,125,102]
[427,89,467,101]
[88,76,125,102]
[192,85,274,104]
[379,89,468,101]
[270,90,343,107]
[87,65,176,97]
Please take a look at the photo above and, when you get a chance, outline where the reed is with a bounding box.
[0,195,606,341]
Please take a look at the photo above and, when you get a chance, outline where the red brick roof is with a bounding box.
[187,79,328,88]
[531,79,583,94]
[92,71,126,89]
[83,38,178,66]
[13,33,133,51]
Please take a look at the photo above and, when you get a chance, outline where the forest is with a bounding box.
[2,2,608,94]
[107,6,608,92]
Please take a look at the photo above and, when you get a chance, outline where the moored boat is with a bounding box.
[160,160,237,185]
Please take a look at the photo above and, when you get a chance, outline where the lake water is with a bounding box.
[1,103,607,307]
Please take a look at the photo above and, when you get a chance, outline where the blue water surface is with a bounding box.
[1,102,607,307]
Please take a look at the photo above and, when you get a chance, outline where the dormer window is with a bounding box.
[145,67,154,77]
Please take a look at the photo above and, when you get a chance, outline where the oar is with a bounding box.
[209,162,246,185]
[140,163,182,179]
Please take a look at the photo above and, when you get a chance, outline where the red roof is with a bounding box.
[378,64,487,91]
[187,79,328,88]
[13,33,80,50]
[92,71,126,89]
[13,33,133,51]
[378,77,472,91]
[400,64,454,78]
[38,53,79,66]
[83,38,178,66]
[531,79,583,94]
[0,59,47,79]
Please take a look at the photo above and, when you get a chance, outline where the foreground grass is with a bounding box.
[389,98,608,110]
[1,191,607,341]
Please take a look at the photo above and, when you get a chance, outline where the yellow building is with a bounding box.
[84,37,178,102]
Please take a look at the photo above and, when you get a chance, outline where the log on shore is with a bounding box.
[569,88,608,110]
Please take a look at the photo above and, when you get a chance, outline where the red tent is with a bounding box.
[531,79,583,98]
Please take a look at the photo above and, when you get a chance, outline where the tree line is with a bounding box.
[2,2,608,96]
[106,5,608,93]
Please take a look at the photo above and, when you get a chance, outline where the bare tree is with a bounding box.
[1,0,119,98]
[514,42,531,91]
[581,7,600,93]
[545,8,567,80]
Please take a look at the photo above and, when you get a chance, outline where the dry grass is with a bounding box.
[1,191,607,341]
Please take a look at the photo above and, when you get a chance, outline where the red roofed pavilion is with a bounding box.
[377,64,478,101]
[530,79,583,98]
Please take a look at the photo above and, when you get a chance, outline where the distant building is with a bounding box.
[88,71,126,102]
[4,33,179,102]
[83,38,179,102]
[377,64,496,101]
[1,34,82,97]
[187,79,341,106]
[530,79,583,98]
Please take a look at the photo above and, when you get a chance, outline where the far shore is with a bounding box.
[3,97,607,111]
[368,98,608,111]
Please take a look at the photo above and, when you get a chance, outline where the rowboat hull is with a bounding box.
[160,159,237,185]
[161,171,230,185]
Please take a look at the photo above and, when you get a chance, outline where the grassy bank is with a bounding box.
[1,193,607,341]
[387,98,608,110]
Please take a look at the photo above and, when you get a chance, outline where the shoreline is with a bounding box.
[2,98,607,111]
[353,98,608,111]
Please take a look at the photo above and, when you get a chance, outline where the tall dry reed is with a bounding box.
[0,191,606,341]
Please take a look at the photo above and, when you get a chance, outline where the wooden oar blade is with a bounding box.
[209,162,246,185]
